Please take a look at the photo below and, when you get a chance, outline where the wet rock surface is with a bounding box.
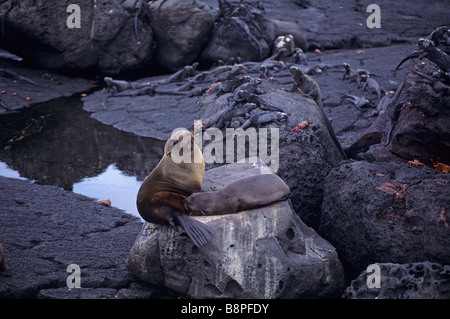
[127,162,344,298]
[0,60,96,113]
[0,175,158,298]
[343,262,450,299]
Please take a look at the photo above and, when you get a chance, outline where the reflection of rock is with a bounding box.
[318,160,450,276]
[2,0,154,74]
[0,97,164,189]
[198,79,345,228]
[127,162,344,298]
[343,262,450,299]
[148,0,214,72]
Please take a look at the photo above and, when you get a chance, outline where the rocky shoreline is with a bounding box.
[1,0,450,299]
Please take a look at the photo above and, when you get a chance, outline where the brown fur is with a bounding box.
[185,174,291,216]
[136,129,205,225]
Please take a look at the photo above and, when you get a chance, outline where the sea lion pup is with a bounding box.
[184,174,291,216]
[136,129,215,247]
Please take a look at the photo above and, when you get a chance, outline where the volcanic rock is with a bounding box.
[1,0,154,74]
[343,262,450,299]
[318,160,450,276]
[148,0,215,72]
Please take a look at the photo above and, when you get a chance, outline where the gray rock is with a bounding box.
[197,79,345,228]
[343,262,450,299]
[126,162,344,298]
[318,160,450,275]
[1,0,154,74]
[148,0,214,72]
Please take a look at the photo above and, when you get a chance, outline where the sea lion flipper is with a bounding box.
[173,214,215,247]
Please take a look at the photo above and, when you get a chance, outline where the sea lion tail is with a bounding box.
[174,214,215,247]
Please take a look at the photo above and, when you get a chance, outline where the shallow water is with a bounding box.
[0,96,166,219]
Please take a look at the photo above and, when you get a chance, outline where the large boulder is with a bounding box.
[1,0,154,74]
[126,162,344,298]
[343,262,450,299]
[197,78,345,228]
[148,0,215,72]
[387,59,450,164]
[201,0,276,63]
[318,160,450,275]
[348,49,450,165]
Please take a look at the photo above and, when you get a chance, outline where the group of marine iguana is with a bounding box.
[385,26,450,147]
[102,23,449,161]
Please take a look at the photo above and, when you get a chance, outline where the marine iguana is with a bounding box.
[240,111,287,129]
[361,75,382,101]
[396,38,450,73]
[289,66,348,160]
[385,102,403,147]
[104,77,158,95]
[0,69,44,87]
[343,94,372,108]
[214,102,257,129]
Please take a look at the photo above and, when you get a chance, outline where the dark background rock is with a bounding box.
[201,1,276,63]
[318,160,450,277]
[203,0,449,50]
[1,0,154,74]
[343,262,450,299]
[148,0,215,72]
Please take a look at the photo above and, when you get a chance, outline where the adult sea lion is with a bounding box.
[184,174,291,216]
[136,129,215,247]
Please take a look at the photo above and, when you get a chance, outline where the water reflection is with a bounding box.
[0,96,165,218]
[73,164,142,217]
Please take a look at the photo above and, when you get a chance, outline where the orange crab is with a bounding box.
[407,159,424,168]
[192,120,207,131]
[431,158,450,174]
[97,199,111,207]
[205,82,222,95]
[290,121,313,134]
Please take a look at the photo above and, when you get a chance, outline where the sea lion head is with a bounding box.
[184,192,213,216]
[164,128,194,155]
